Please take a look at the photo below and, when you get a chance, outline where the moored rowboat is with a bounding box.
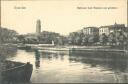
[2,60,33,83]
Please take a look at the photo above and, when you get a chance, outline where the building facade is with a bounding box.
[99,23,125,36]
[82,27,99,36]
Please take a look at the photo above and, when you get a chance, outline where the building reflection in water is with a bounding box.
[34,49,40,69]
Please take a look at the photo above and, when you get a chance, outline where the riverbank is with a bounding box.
[31,45,128,52]
[69,46,128,52]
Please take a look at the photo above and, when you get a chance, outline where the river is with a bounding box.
[6,49,128,83]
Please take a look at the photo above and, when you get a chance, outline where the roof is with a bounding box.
[99,24,125,28]
[83,27,98,29]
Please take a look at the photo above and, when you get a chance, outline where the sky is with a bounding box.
[1,0,127,35]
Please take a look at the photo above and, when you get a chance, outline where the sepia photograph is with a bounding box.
[0,0,128,84]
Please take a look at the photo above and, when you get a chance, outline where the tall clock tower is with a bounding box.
[36,19,41,34]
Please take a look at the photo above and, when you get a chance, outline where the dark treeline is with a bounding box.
[0,27,18,43]
[68,31,128,46]
[17,31,68,45]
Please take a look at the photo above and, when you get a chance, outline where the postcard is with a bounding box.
[0,0,128,84]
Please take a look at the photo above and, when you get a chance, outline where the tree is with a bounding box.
[88,35,94,45]
[99,33,108,45]
[108,32,116,46]
[75,36,81,45]
[68,32,76,45]
[81,35,88,45]
[117,31,127,46]
[0,27,18,43]
[68,32,83,45]
[17,35,25,44]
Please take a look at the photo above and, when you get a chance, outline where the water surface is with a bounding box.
[7,49,128,83]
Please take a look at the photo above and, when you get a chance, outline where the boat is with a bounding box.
[1,60,33,83]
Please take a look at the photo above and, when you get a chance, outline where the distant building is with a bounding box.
[82,27,99,36]
[99,23,125,36]
[36,19,41,34]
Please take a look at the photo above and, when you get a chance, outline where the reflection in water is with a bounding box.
[69,51,128,72]
[40,51,66,61]
[34,50,40,69]
[69,51,128,83]
[6,49,128,83]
